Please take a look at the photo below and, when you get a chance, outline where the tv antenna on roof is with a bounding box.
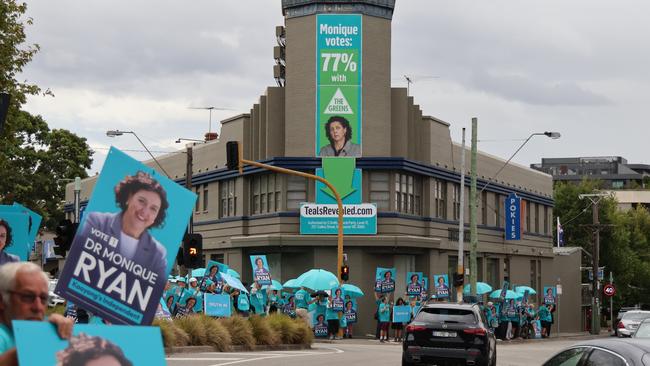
[402,75,440,96]
[188,106,234,134]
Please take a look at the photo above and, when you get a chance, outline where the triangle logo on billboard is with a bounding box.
[323,88,353,115]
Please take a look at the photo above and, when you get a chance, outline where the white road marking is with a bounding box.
[205,346,345,366]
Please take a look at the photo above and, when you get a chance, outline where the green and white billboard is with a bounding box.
[316,14,362,157]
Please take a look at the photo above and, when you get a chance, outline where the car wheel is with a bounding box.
[402,353,416,366]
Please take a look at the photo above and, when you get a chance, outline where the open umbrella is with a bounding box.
[296,269,339,291]
[221,272,248,294]
[282,278,300,290]
[262,279,283,291]
[226,268,241,279]
[341,284,364,298]
[191,268,206,278]
[514,286,537,295]
[463,282,493,295]
[488,289,523,300]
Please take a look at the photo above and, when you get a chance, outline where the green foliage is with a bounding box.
[0,2,93,228]
[218,316,255,350]
[554,179,650,310]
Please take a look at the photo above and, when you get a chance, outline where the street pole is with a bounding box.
[73,176,81,224]
[592,198,601,335]
[237,154,345,282]
[457,128,466,303]
[186,144,193,234]
[470,118,478,297]
[610,271,614,331]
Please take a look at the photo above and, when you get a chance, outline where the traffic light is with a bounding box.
[453,272,465,287]
[340,265,349,281]
[226,141,240,171]
[183,233,203,268]
[53,219,78,256]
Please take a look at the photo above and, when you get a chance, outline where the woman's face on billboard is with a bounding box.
[123,189,161,236]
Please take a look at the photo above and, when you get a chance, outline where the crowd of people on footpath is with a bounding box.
[372,291,557,343]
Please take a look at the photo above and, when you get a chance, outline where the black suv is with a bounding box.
[402,303,496,366]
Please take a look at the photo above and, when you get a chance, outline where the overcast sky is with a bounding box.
[19,0,650,174]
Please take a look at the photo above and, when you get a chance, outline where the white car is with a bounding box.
[48,279,65,307]
[615,310,650,337]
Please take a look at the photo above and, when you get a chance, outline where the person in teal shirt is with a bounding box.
[250,288,267,316]
[377,296,391,342]
[0,262,74,364]
[325,295,341,340]
[295,288,310,309]
[237,292,250,316]
[538,304,552,338]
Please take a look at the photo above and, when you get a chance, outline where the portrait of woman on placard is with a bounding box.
[407,274,421,295]
[83,171,168,276]
[253,257,270,281]
[56,333,133,366]
[0,219,19,265]
[319,116,361,157]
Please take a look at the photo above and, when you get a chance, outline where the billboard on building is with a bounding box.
[505,193,522,240]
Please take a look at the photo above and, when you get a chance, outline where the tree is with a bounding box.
[554,179,650,310]
[1,1,93,228]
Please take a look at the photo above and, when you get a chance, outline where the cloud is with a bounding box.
[469,71,610,106]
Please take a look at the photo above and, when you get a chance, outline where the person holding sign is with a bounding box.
[379,269,395,294]
[330,288,344,312]
[251,256,271,286]
[0,262,74,365]
[343,300,356,338]
[391,298,408,342]
[0,220,19,265]
[319,116,361,157]
[377,295,391,343]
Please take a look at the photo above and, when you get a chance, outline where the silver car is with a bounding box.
[632,319,650,339]
[615,310,650,337]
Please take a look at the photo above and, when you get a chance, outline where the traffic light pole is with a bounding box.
[235,144,346,282]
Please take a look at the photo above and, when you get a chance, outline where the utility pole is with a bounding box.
[185,144,193,234]
[73,177,81,223]
[469,118,478,296]
[456,128,466,303]
[579,192,610,335]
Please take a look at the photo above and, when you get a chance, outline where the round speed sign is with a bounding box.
[603,283,616,297]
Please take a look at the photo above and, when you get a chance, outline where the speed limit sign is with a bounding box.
[603,283,616,297]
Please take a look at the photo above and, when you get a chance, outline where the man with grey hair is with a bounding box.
[0,262,73,365]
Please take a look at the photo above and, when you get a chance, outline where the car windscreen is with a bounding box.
[414,308,477,324]
[623,312,650,321]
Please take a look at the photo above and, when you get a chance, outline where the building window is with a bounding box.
[394,172,422,215]
[210,253,224,263]
[287,175,307,210]
[544,206,549,235]
[487,258,499,290]
[251,174,281,215]
[203,185,208,212]
[433,179,446,219]
[525,200,531,232]
[452,184,461,220]
[369,172,390,210]
[195,186,200,212]
[481,191,488,225]
[219,179,237,218]
[494,194,502,228]
[534,203,539,233]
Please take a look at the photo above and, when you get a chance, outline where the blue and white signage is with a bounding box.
[505,193,521,240]
[204,293,232,317]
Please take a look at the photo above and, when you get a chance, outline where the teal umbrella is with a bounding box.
[191,268,206,278]
[221,272,248,294]
[514,286,537,295]
[463,282,493,295]
[262,279,283,291]
[489,289,523,300]
[283,278,300,290]
[341,284,364,298]
[296,269,339,291]
[226,268,241,279]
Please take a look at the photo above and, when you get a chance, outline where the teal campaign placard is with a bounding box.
[312,312,328,337]
[374,267,396,293]
[55,147,197,325]
[0,211,30,261]
[204,293,232,317]
[330,286,345,312]
[13,321,165,366]
[433,274,450,299]
[316,14,362,157]
[392,305,412,324]
[250,254,271,285]
[543,286,557,305]
[406,272,423,296]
